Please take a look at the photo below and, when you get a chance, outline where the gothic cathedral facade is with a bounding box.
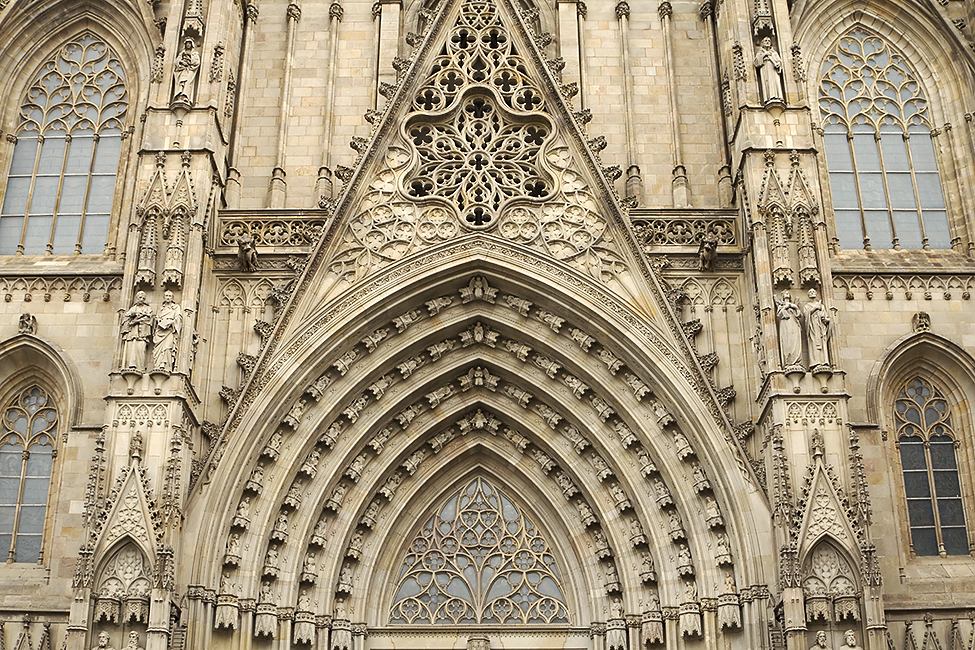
[0,0,973,648]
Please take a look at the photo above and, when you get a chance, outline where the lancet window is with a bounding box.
[0,33,128,255]
[389,476,569,624]
[895,377,968,556]
[0,386,57,562]
[819,27,950,250]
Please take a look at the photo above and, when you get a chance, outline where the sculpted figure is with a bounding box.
[803,289,831,370]
[123,632,144,650]
[121,291,153,370]
[810,631,830,650]
[839,630,862,650]
[152,290,182,372]
[237,232,258,271]
[754,37,783,104]
[92,631,115,650]
[173,38,201,103]
[776,290,802,368]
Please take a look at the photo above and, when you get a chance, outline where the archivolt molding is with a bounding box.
[195,274,764,631]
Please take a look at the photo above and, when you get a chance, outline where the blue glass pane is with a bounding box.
[80,214,109,254]
[0,478,19,505]
[25,447,51,476]
[30,176,59,214]
[829,173,859,209]
[934,471,961,498]
[916,173,946,209]
[923,210,951,249]
[86,175,115,213]
[0,447,23,477]
[887,174,916,209]
[908,498,935,526]
[909,133,939,171]
[912,527,938,556]
[92,135,121,174]
[36,137,66,175]
[65,135,95,172]
[938,496,965,526]
[899,437,926,469]
[51,214,81,254]
[0,505,14,532]
[930,437,958,469]
[834,209,863,249]
[892,211,922,249]
[14,534,40,563]
[0,217,21,253]
[58,175,87,215]
[0,178,31,215]
[880,133,909,171]
[17,505,44,531]
[858,172,887,208]
[21,477,49,505]
[864,210,893,248]
[0,535,10,559]
[824,134,853,171]
[853,133,881,171]
[904,472,932,499]
[942,527,969,556]
[22,215,52,255]
[8,138,39,175]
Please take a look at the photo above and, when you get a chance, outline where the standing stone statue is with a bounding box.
[172,38,201,104]
[121,291,154,370]
[803,289,831,370]
[92,632,116,650]
[810,631,830,650]
[153,291,183,372]
[775,290,802,369]
[754,37,784,104]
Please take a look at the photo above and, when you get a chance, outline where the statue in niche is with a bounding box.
[753,37,784,104]
[172,38,201,104]
[810,631,830,650]
[92,632,116,650]
[775,290,802,369]
[237,233,258,272]
[803,289,832,371]
[839,630,863,650]
[120,291,153,370]
[123,632,144,650]
[298,589,311,611]
[724,571,737,594]
[152,290,182,372]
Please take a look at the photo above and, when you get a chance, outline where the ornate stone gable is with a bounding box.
[317,0,641,296]
[91,465,161,561]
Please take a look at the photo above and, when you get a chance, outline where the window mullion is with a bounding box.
[923,440,949,557]
[76,133,99,255]
[46,133,72,255]
[846,133,870,250]
[875,132,898,250]
[7,449,29,562]
[902,132,929,250]
[15,135,45,256]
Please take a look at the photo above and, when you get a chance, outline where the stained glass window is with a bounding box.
[0,33,127,255]
[819,28,950,250]
[389,477,569,624]
[0,386,57,563]
[895,377,968,556]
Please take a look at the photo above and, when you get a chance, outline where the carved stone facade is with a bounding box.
[0,0,974,648]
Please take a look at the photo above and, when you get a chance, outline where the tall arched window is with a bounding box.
[895,377,968,556]
[819,27,951,251]
[0,386,56,563]
[0,33,128,255]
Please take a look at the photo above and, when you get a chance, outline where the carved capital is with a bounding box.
[615,1,630,18]
[699,0,712,20]
[287,2,301,20]
[658,1,672,18]
[246,1,259,22]
[329,1,344,19]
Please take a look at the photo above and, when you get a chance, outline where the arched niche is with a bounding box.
[0,334,84,429]
[188,246,772,612]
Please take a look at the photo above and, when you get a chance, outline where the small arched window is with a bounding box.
[0,33,128,255]
[895,377,968,556]
[0,386,57,563]
[819,27,951,251]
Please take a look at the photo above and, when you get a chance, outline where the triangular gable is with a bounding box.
[138,165,169,216]
[757,163,787,212]
[92,465,160,562]
[796,462,859,560]
[294,0,657,315]
[786,163,816,213]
